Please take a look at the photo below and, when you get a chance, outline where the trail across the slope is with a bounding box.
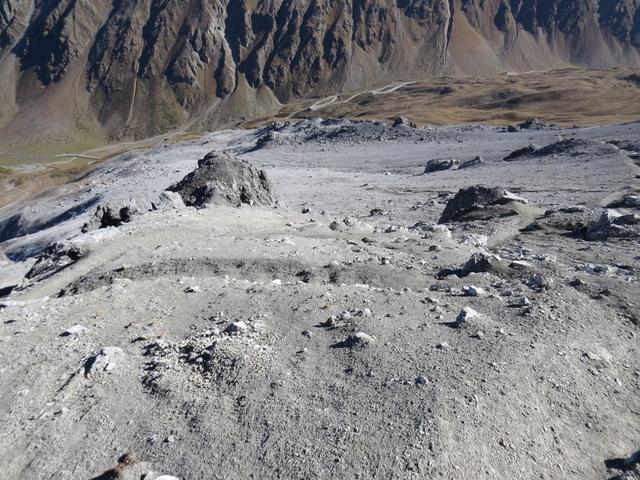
[292,81,419,117]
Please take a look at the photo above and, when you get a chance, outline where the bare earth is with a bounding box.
[0,120,639,479]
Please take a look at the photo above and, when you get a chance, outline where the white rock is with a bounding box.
[460,234,488,248]
[86,346,124,376]
[455,307,479,328]
[430,225,452,239]
[518,296,531,307]
[63,324,87,336]
[158,191,186,210]
[348,331,375,347]
[510,260,534,270]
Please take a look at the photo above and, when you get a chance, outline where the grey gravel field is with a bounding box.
[0,119,639,480]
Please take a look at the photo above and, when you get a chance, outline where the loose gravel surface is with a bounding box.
[1,120,639,480]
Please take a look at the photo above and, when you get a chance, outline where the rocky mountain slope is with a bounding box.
[0,118,639,480]
[1,0,640,146]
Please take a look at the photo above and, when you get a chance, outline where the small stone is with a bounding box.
[460,234,487,248]
[462,286,485,297]
[85,346,124,377]
[518,296,531,307]
[510,260,534,270]
[392,116,410,127]
[462,252,503,275]
[164,435,176,444]
[415,376,429,386]
[184,285,200,293]
[455,307,479,328]
[322,316,338,328]
[302,330,312,338]
[62,325,87,336]
[436,342,451,350]
[569,278,584,287]
[624,195,640,207]
[225,321,248,334]
[346,332,375,347]
[526,273,550,289]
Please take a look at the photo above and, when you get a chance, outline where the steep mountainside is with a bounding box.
[1,0,639,146]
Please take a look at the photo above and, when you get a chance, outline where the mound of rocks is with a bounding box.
[503,144,538,161]
[82,200,142,233]
[424,158,458,173]
[507,118,552,132]
[462,252,505,275]
[503,138,617,161]
[521,206,599,235]
[585,209,640,240]
[439,186,529,223]
[392,117,417,128]
[26,242,86,282]
[169,151,276,208]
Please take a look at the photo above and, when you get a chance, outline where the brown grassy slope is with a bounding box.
[276,68,640,127]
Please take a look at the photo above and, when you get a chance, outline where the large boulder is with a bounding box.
[169,151,276,208]
[81,200,142,233]
[424,158,458,173]
[585,209,640,240]
[439,186,529,223]
[26,242,86,282]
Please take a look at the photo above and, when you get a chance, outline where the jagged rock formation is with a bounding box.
[168,151,276,207]
[1,0,639,144]
[438,185,529,223]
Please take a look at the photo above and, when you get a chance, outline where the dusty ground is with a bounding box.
[0,119,639,479]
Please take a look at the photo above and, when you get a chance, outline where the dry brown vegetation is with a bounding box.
[277,68,640,127]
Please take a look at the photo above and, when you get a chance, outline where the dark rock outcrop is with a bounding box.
[81,202,140,233]
[169,151,276,208]
[504,139,618,161]
[424,158,458,173]
[439,186,529,223]
[26,243,86,283]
